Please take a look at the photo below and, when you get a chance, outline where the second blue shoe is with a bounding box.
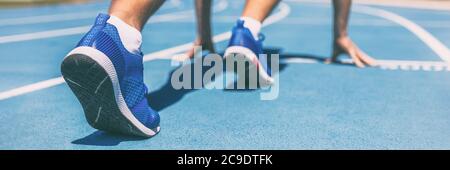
[224,20,274,87]
[61,14,160,137]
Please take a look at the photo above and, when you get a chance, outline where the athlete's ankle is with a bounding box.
[107,15,143,55]
[239,16,262,40]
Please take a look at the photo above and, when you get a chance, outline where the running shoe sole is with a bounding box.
[61,47,160,138]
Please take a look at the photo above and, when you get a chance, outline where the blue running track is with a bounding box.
[1,0,450,149]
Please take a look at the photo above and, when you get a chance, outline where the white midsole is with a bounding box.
[64,46,159,136]
[224,46,274,86]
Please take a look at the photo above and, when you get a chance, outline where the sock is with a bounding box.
[239,16,262,40]
[107,15,142,55]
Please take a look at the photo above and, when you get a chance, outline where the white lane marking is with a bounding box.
[0,0,228,44]
[286,0,450,63]
[283,57,450,72]
[353,0,450,11]
[0,0,225,27]
[0,26,91,44]
[376,60,450,71]
[161,16,450,29]
[263,3,291,26]
[0,7,185,27]
[0,2,287,101]
[0,77,65,100]
[0,11,102,27]
[352,5,450,63]
[147,0,229,24]
[0,12,189,44]
[285,0,450,11]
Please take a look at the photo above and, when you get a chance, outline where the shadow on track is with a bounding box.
[72,47,347,146]
[72,131,148,146]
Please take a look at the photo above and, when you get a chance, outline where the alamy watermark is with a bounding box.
[170,46,279,100]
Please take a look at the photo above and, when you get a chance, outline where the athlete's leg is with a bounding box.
[184,0,215,59]
[61,0,165,137]
[241,0,279,22]
[108,0,165,31]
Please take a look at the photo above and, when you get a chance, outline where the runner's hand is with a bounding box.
[184,38,216,59]
[326,36,377,68]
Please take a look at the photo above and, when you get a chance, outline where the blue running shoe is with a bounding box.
[61,14,160,137]
[224,20,274,86]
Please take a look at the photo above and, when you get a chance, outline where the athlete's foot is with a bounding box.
[61,14,160,138]
[325,36,377,68]
[187,38,215,58]
[224,20,273,87]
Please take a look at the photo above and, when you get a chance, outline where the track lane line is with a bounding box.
[286,0,450,63]
[0,0,218,27]
[285,0,450,11]
[0,11,102,27]
[352,5,450,63]
[283,58,450,71]
[0,0,228,44]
